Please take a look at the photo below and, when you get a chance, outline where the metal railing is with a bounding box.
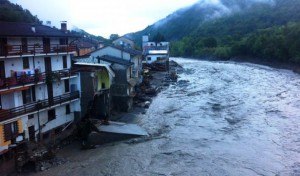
[0,44,77,57]
[0,69,76,90]
[0,91,80,122]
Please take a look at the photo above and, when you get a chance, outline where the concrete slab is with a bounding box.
[97,121,148,136]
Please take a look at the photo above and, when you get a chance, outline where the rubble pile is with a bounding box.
[134,60,182,109]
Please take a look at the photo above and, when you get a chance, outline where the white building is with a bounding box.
[0,21,81,172]
[142,35,170,64]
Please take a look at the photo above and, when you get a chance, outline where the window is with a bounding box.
[59,38,68,45]
[64,79,69,92]
[4,122,19,141]
[63,56,67,68]
[0,60,5,79]
[28,126,35,142]
[22,89,32,104]
[48,109,56,121]
[31,86,36,101]
[23,57,29,69]
[147,57,151,61]
[66,104,70,114]
[28,114,34,119]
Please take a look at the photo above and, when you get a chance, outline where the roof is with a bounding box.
[112,45,142,56]
[87,45,130,55]
[113,36,134,42]
[98,55,134,66]
[0,21,79,37]
[75,40,96,49]
[74,62,115,77]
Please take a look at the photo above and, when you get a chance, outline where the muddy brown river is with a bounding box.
[35,58,300,176]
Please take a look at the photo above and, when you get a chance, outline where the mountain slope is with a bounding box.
[128,0,300,44]
[0,0,42,23]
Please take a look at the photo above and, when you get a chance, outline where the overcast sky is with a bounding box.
[10,0,199,38]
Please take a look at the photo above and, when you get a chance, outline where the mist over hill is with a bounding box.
[127,0,297,43]
[127,0,300,64]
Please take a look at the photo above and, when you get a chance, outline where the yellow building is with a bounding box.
[0,119,23,148]
[73,62,115,120]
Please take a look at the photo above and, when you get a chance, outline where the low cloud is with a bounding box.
[154,0,276,28]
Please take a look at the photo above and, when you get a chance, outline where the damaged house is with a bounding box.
[74,45,142,112]
[72,62,115,121]
[0,21,81,174]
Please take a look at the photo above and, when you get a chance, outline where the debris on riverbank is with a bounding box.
[133,60,183,110]
[15,60,183,175]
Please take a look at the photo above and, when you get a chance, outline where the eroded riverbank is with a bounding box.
[29,58,300,176]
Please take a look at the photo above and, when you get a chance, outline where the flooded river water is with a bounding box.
[38,58,300,176]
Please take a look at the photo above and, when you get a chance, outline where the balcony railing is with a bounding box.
[0,69,76,90]
[0,91,80,122]
[0,44,77,57]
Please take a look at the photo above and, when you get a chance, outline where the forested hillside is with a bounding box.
[0,0,42,23]
[129,0,300,64]
[172,0,300,63]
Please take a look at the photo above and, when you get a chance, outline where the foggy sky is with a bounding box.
[9,0,199,38]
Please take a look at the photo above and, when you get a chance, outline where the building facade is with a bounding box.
[142,35,170,64]
[73,62,114,121]
[112,36,135,49]
[0,21,81,174]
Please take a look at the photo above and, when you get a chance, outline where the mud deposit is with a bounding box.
[34,58,300,176]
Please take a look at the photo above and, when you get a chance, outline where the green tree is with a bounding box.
[151,32,166,43]
[202,37,217,48]
[0,1,42,23]
[109,34,119,41]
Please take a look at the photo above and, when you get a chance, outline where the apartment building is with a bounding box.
[0,21,81,173]
[142,35,169,64]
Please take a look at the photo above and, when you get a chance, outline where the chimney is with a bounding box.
[61,21,67,33]
[31,24,36,33]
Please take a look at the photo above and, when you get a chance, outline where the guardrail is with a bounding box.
[0,91,80,122]
[0,44,77,57]
[0,69,76,90]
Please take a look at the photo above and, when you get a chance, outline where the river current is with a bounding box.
[38,58,300,176]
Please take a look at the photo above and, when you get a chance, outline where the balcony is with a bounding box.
[0,69,76,91]
[0,44,77,58]
[0,91,80,122]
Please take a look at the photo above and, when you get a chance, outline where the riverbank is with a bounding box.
[189,55,300,74]
[19,58,300,176]
[17,61,182,175]
[229,56,300,74]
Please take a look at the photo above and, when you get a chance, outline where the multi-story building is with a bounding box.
[0,21,81,174]
[142,35,169,64]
